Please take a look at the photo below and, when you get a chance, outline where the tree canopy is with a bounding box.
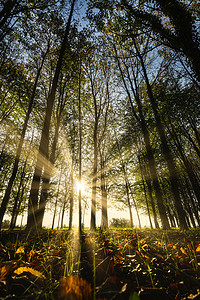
[0,0,199,231]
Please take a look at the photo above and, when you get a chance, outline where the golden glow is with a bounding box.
[75,181,85,194]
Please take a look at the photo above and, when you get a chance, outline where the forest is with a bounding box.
[0,0,200,299]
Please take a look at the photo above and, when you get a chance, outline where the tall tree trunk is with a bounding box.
[184,178,200,227]
[78,62,82,232]
[114,46,169,228]
[51,170,62,230]
[100,151,108,228]
[10,159,26,229]
[188,116,200,150]
[166,205,176,228]
[37,79,68,228]
[101,172,108,228]
[61,173,69,229]
[36,98,63,228]
[57,206,62,229]
[91,123,97,230]
[0,147,7,173]
[182,123,200,159]
[26,0,76,232]
[69,164,74,230]
[117,148,134,227]
[90,74,99,230]
[167,118,200,208]
[138,154,153,228]
[125,179,134,228]
[0,45,49,229]
[134,40,188,229]
[114,129,139,228]
[61,201,66,229]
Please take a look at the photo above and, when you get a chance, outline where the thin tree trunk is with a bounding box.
[78,61,82,232]
[90,78,99,230]
[61,173,69,229]
[184,177,200,226]
[0,147,6,173]
[113,128,134,227]
[37,101,62,228]
[91,124,97,230]
[168,118,200,209]
[114,46,169,228]
[138,154,153,228]
[10,160,26,229]
[57,206,62,229]
[51,170,62,230]
[61,201,66,229]
[166,205,176,228]
[100,155,108,228]
[188,116,200,148]
[69,163,74,230]
[182,124,200,159]
[125,179,134,228]
[133,40,188,229]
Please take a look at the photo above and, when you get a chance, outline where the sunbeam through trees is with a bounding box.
[0,0,200,298]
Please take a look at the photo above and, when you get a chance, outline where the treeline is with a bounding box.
[0,0,199,231]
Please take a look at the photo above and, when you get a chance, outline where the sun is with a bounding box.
[75,181,85,194]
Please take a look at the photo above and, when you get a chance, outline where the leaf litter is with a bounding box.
[0,228,200,299]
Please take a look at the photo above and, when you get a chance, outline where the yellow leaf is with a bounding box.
[14,267,45,278]
[16,246,25,254]
[196,244,200,252]
[180,247,187,256]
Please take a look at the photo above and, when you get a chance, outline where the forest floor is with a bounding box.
[1,228,200,299]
